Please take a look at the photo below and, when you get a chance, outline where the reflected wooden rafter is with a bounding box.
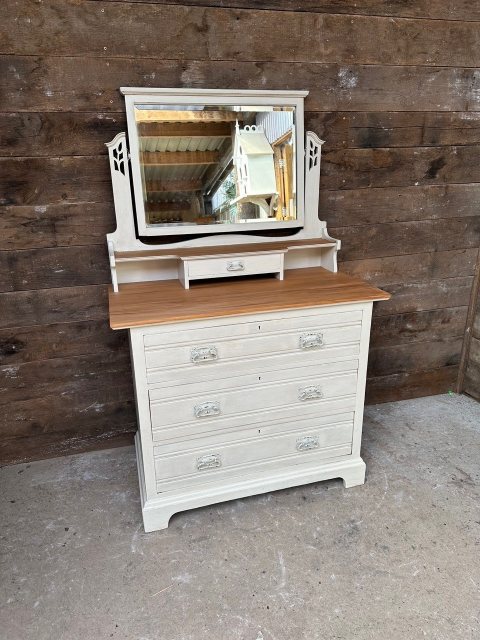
[141,151,220,166]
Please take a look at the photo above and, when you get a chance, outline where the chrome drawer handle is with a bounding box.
[196,453,222,471]
[191,346,218,363]
[226,260,245,272]
[296,435,319,452]
[194,401,221,419]
[299,332,324,349]
[298,385,323,401]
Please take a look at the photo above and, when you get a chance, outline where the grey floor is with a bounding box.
[1,394,479,640]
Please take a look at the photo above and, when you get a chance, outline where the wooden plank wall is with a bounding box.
[1,0,480,464]
[462,262,480,401]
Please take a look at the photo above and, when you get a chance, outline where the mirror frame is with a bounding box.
[121,88,308,237]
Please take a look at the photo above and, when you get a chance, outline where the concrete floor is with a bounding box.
[1,394,479,640]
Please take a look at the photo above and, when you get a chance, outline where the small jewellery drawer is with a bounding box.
[149,361,358,430]
[144,317,362,382]
[185,252,284,281]
[153,417,354,491]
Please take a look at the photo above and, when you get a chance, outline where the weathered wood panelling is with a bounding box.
[91,0,479,22]
[5,2,480,67]
[462,257,480,400]
[1,0,479,464]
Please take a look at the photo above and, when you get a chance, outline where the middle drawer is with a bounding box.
[149,359,358,430]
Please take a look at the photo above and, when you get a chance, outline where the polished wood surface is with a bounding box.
[114,238,335,261]
[109,267,391,329]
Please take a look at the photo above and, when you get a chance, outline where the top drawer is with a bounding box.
[144,309,362,349]
[144,309,363,379]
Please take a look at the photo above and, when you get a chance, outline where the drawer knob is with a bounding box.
[226,260,245,272]
[191,346,218,363]
[298,385,323,401]
[296,435,320,452]
[196,453,222,471]
[194,401,221,419]
[299,332,324,349]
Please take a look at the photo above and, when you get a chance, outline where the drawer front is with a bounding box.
[151,396,357,443]
[149,366,358,429]
[145,321,361,380]
[147,344,361,387]
[154,418,354,492]
[144,309,362,349]
[187,252,283,279]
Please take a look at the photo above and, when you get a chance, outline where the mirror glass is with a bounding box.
[134,104,297,228]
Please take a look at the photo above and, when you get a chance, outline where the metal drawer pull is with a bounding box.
[296,436,320,452]
[226,260,245,272]
[194,401,221,419]
[196,453,222,471]
[298,385,323,401]
[299,332,324,349]
[190,346,218,363]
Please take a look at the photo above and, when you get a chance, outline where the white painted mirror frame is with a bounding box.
[105,88,340,291]
[123,88,308,238]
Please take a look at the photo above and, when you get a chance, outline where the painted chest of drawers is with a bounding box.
[109,268,389,531]
[105,87,390,531]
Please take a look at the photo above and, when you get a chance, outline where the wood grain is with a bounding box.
[333,217,480,261]
[0,285,108,330]
[463,337,480,400]
[0,245,110,292]
[109,267,390,329]
[3,57,480,113]
[340,250,478,287]
[322,184,480,227]
[370,308,468,347]
[5,2,480,68]
[307,112,480,150]
[368,338,463,377]
[0,426,135,465]
[93,0,480,22]
[4,112,480,157]
[0,203,115,250]
[373,278,473,317]
[4,148,480,208]
[365,366,459,405]
[0,321,128,365]
[0,351,132,404]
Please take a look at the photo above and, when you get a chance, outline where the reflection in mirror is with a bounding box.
[134,105,296,228]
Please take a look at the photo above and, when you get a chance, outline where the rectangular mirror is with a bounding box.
[123,90,306,237]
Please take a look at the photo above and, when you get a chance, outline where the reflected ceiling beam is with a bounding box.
[135,110,243,123]
[146,179,202,192]
[142,151,220,166]
[145,202,191,212]
[138,122,232,137]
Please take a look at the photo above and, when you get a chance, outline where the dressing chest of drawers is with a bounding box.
[106,87,390,531]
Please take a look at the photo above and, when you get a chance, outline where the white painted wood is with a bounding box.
[145,323,361,372]
[137,456,366,531]
[181,251,285,287]
[149,368,358,429]
[143,307,363,345]
[106,88,340,291]
[153,422,354,490]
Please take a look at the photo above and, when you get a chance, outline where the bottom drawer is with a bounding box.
[154,417,353,492]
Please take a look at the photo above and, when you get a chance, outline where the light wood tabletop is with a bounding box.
[108,267,391,329]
